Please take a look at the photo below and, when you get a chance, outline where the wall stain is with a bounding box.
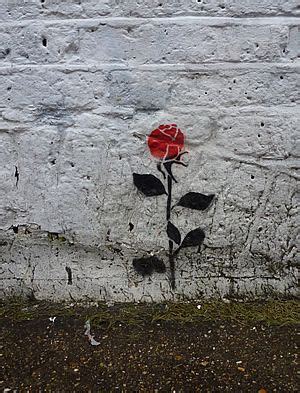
[14,166,19,187]
[65,266,73,285]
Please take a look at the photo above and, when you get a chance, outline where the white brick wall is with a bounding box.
[0,0,299,301]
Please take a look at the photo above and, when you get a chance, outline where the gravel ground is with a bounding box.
[0,302,299,392]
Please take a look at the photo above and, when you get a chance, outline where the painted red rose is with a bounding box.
[147,124,185,160]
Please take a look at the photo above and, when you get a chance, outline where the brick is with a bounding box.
[0,0,299,21]
[0,19,297,66]
[0,65,299,111]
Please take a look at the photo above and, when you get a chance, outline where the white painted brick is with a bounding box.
[106,67,300,108]
[0,0,299,301]
[0,110,298,250]
[0,0,299,21]
[1,66,298,111]
[0,20,297,66]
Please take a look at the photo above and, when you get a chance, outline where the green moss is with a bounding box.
[0,298,76,321]
[1,298,299,327]
[151,301,300,326]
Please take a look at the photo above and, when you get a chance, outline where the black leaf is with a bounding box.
[167,221,181,245]
[133,256,166,276]
[176,192,214,210]
[181,227,205,248]
[133,173,166,197]
[133,258,153,276]
[152,257,167,273]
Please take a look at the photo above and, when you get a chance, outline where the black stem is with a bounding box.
[164,161,177,183]
[166,174,172,221]
[166,173,176,290]
[157,162,166,179]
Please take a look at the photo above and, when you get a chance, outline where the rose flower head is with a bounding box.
[147,124,185,161]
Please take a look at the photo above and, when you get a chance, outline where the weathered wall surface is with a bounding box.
[0,0,299,301]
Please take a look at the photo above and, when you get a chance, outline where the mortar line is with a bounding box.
[0,61,299,74]
[0,16,299,28]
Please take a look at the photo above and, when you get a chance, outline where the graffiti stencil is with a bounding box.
[133,124,215,289]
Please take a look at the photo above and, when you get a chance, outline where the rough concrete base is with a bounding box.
[1,227,297,302]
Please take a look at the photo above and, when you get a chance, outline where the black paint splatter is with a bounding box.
[14,166,19,187]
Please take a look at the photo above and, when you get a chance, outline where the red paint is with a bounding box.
[147,124,185,160]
